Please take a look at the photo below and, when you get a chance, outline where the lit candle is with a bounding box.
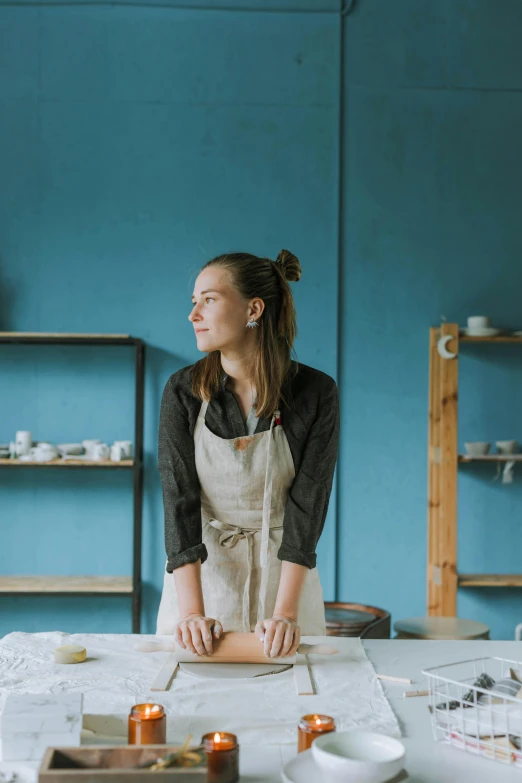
[297,714,336,752]
[201,732,239,783]
[128,703,166,745]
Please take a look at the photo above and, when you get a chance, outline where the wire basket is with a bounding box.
[422,656,522,767]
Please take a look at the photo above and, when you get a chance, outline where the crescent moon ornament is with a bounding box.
[437,334,457,359]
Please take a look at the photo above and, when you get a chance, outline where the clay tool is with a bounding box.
[377,674,412,684]
[150,653,179,692]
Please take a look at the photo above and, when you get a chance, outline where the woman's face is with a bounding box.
[189,267,262,354]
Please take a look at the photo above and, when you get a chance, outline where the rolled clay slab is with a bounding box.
[174,632,297,665]
[54,645,86,664]
[180,662,292,679]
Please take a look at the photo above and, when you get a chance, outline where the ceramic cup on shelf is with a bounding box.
[467,316,491,331]
[464,442,491,457]
[26,443,59,462]
[15,431,32,457]
[92,443,110,461]
[496,440,518,455]
[82,439,102,459]
[110,443,124,462]
[113,440,132,459]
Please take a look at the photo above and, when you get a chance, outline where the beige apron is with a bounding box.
[157,399,325,635]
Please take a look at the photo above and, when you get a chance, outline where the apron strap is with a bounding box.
[260,410,279,569]
[199,399,209,419]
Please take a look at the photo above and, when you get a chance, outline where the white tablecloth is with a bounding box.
[0,631,399,782]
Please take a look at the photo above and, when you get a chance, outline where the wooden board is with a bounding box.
[458,573,522,587]
[439,323,459,616]
[0,458,133,468]
[149,653,179,692]
[293,654,314,695]
[39,745,205,781]
[0,575,133,594]
[0,332,130,338]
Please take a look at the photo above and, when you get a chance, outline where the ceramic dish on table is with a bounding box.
[312,731,405,783]
[281,748,408,783]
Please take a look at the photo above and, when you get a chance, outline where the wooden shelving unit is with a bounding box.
[427,323,522,617]
[0,332,145,632]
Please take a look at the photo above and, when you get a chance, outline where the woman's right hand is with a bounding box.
[174,614,223,656]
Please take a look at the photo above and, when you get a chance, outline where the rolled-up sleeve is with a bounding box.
[278,377,340,569]
[157,374,208,572]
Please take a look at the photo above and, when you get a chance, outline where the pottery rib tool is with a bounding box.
[150,653,179,692]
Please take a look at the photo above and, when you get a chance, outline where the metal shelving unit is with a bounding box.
[0,332,145,632]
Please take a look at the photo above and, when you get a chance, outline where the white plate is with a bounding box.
[460,327,502,337]
[281,749,408,783]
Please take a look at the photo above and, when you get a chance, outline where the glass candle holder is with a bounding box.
[201,732,239,783]
[297,714,336,752]
[128,703,166,745]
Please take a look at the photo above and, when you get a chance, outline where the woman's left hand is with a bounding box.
[255,616,301,658]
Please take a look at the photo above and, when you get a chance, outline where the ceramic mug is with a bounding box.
[113,440,132,458]
[496,440,517,455]
[467,316,491,330]
[15,431,32,457]
[92,443,109,461]
[82,439,102,458]
[110,444,124,462]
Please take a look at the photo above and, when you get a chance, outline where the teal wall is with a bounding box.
[1,0,521,639]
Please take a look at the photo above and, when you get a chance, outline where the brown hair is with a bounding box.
[191,249,301,419]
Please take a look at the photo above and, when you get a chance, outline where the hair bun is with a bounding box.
[275,249,301,282]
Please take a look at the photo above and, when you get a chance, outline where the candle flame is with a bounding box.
[214,733,221,743]
[315,717,321,726]
[145,707,151,716]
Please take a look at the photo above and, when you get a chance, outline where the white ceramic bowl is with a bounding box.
[312,731,405,783]
[464,441,490,456]
[57,443,84,456]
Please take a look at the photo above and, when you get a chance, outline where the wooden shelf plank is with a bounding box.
[459,454,522,463]
[0,332,130,338]
[0,575,134,593]
[459,574,522,588]
[0,458,134,468]
[460,335,522,343]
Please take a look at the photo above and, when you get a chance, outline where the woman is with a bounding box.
[157,249,339,659]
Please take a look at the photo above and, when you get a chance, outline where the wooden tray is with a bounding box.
[38,745,207,782]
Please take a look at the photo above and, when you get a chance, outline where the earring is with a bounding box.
[246,319,258,329]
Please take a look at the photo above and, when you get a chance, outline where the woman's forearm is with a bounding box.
[173,560,205,619]
[273,561,308,621]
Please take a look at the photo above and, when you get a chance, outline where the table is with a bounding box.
[1,636,522,782]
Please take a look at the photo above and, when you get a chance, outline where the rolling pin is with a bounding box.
[173,632,338,665]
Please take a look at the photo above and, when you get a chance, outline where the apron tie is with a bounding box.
[206,517,257,633]
[206,513,283,632]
